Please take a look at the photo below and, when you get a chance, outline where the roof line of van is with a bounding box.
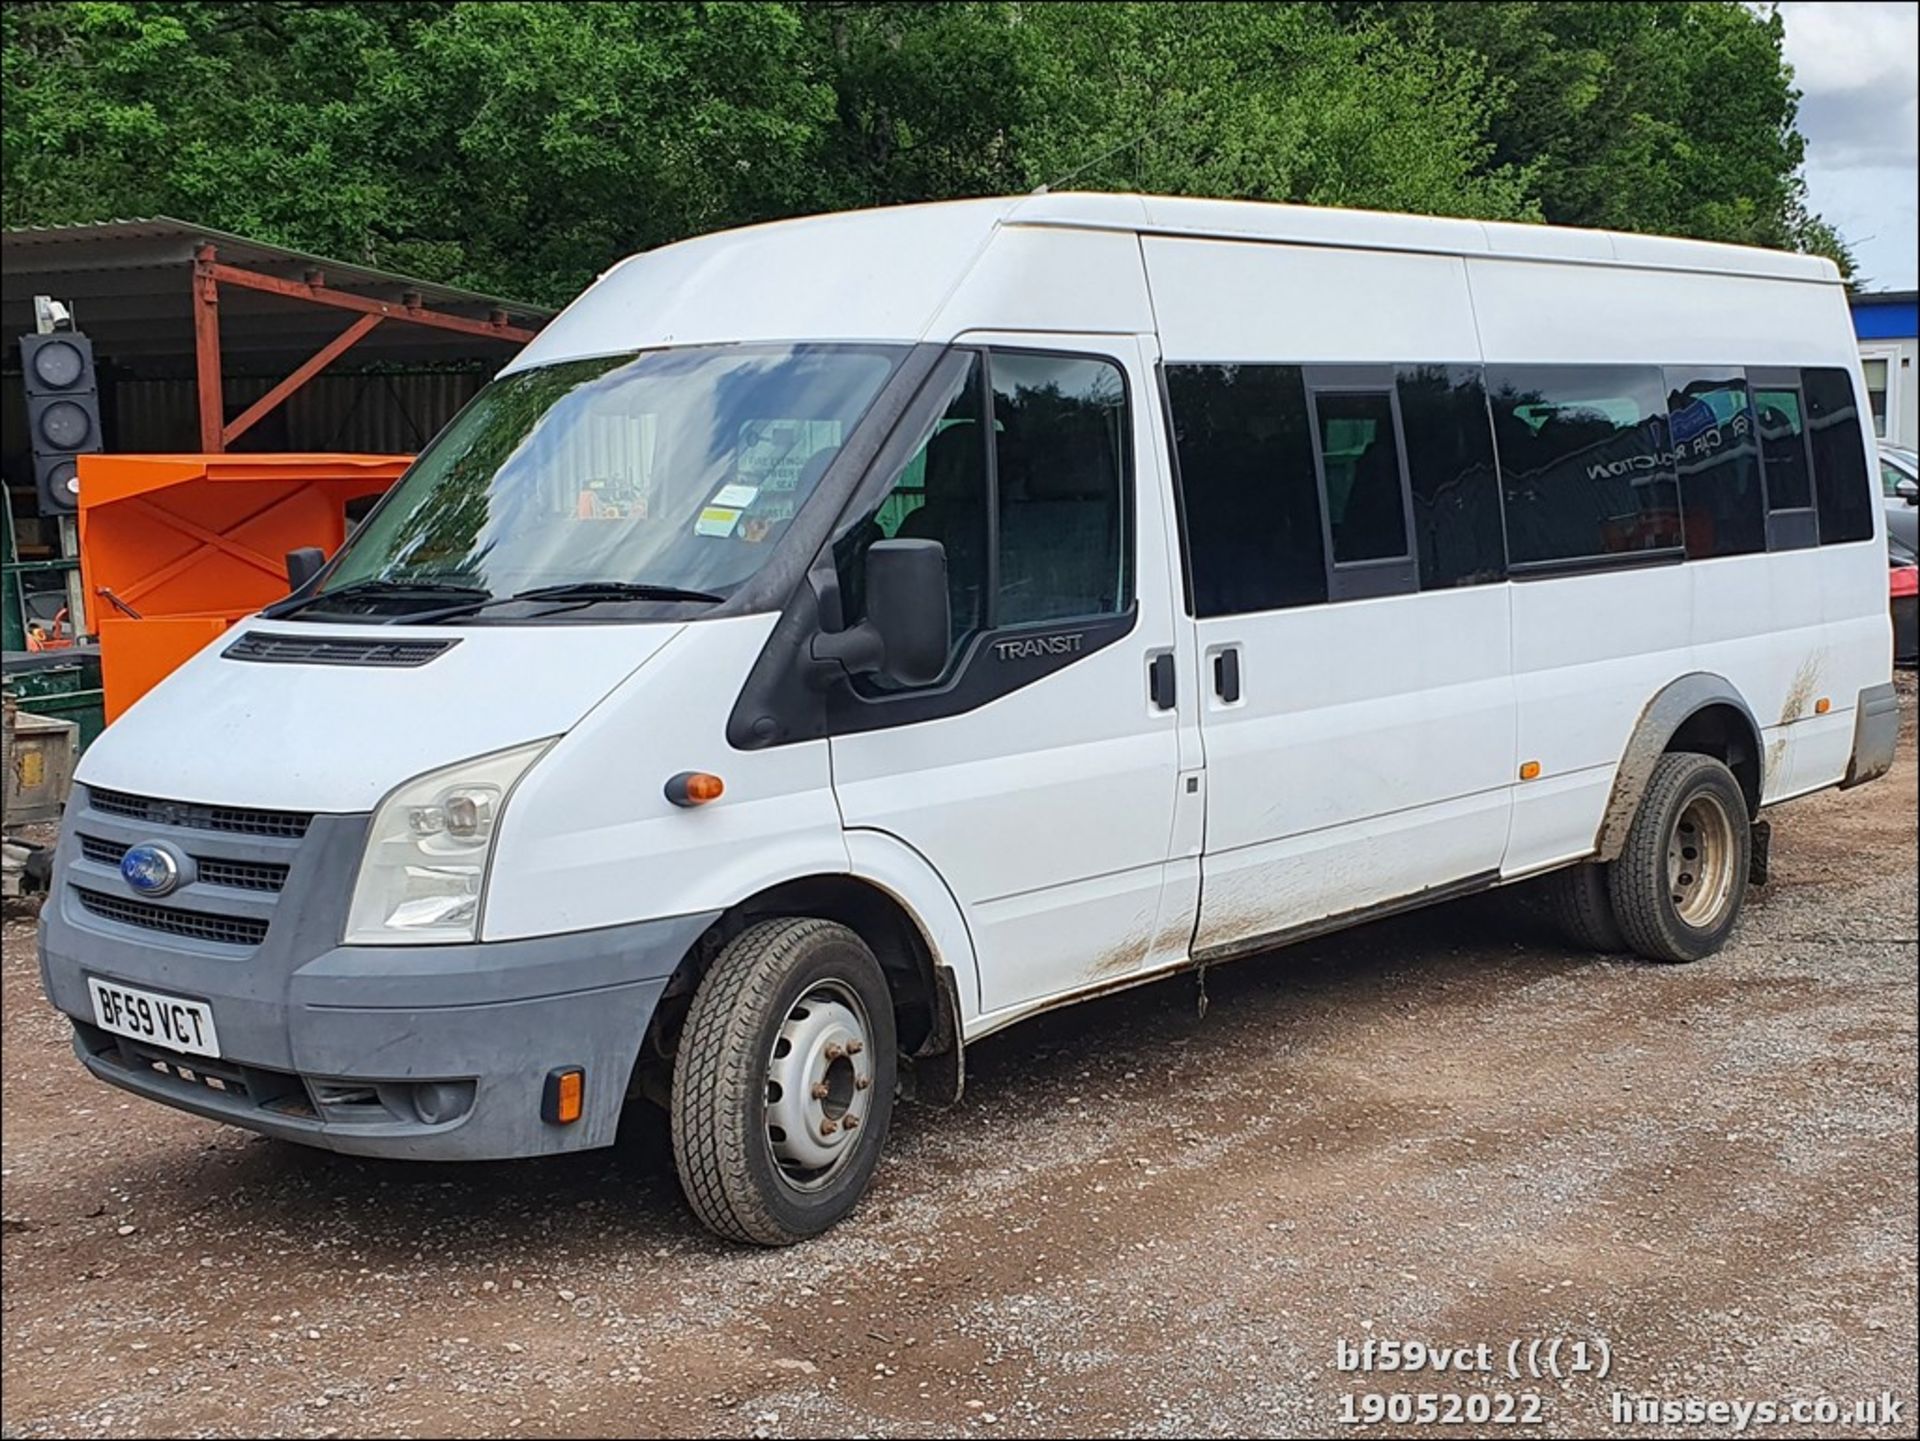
[993,192,1840,287]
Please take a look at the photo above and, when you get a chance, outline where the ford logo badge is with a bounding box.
[120,844,181,897]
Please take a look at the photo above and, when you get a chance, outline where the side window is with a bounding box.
[1748,373,1817,556]
[1312,391,1409,564]
[834,353,988,676]
[1664,368,1766,559]
[1395,365,1506,589]
[1487,364,1681,569]
[1165,364,1326,617]
[990,353,1129,626]
[1804,366,1875,545]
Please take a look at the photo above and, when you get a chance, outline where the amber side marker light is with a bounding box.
[665,771,725,807]
[543,1067,585,1125]
[1814,697,1831,715]
[1519,760,1542,781]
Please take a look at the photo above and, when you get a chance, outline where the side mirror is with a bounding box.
[1897,477,1918,505]
[811,538,950,687]
[285,546,326,592]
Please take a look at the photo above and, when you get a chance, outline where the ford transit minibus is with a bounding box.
[39,194,1898,1243]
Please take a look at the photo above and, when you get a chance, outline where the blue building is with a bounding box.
[1850,289,1918,450]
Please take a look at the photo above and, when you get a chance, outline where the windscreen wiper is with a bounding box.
[260,577,491,620]
[391,580,726,625]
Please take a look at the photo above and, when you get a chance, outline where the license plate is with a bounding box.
[87,977,221,1059]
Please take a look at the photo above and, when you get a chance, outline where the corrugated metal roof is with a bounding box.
[2,215,552,373]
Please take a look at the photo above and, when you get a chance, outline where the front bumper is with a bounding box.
[37,787,717,1160]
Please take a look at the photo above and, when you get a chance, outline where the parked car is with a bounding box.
[1882,444,1919,548]
[1881,446,1917,666]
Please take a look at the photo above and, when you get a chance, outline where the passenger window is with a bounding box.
[1487,365,1682,568]
[1395,366,1506,588]
[990,353,1130,626]
[1752,384,1813,510]
[834,354,989,675]
[1804,367,1875,545]
[1312,390,1409,564]
[1664,369,1766,559]
[1165,364,1327,617]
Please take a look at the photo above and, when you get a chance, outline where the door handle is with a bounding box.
[1148,651,1176,710]
[1212,647,1241,703]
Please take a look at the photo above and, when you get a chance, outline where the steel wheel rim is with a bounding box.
[764,979,874,1193]
[1668,791,1736,929]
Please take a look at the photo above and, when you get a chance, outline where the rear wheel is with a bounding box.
[1546,862,1626,953]
[671,918,896,1245]
[1607,753,1750,963]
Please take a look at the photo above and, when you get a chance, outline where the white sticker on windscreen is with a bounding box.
[695,506,743,538]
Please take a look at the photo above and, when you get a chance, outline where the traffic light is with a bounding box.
[20,329,102,514]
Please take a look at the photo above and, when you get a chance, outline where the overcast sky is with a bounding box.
[1777,1,1918,290]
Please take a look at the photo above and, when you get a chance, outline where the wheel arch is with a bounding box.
[1594,673,1764,863]
[633,840,976,1109]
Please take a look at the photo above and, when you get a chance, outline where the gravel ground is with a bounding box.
[3,677,1915,1439]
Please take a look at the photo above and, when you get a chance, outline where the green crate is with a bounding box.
[4,655,106,752]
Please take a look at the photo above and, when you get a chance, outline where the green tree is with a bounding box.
[1,1,1854,304]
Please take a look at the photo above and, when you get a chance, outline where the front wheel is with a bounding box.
[1607,752,1751,963]
[671,918,897,1245]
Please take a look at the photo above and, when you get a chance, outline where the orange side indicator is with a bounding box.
[1814,697,1831,715]
[543,1067,585,1125]
[1519,760,1542,781]
[665,771,726,807]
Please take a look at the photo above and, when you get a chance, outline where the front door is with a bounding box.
[829,335,1191,1018]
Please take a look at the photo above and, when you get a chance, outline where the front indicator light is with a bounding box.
[665,771,725,807]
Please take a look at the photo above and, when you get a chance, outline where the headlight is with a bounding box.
[345,739,554,945]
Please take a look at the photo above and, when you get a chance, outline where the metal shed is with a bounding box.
[3,216,551,481]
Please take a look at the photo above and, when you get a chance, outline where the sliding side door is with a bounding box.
[1144,237,1517,959]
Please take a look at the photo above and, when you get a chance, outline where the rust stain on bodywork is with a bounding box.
[1779,655,1822,726]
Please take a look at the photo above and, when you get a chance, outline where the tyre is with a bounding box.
[1546,861,1626,952]
[671,918,896,1245]
[1606,752,1751,963]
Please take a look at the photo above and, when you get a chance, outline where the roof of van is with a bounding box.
[1003,192,1838,283]
[504,194,1838,374]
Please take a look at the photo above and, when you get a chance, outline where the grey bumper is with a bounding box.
[37,790,717,1160]
[1840,681,1900,790]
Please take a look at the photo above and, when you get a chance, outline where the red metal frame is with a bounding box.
[191,243,539,453]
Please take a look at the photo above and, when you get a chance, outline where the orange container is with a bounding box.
[77,453,411,722]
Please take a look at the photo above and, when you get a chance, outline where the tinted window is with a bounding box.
[991,353,1129,625]
[1395,366,1506,587]
[1804,367,1875,545]
[1488,365,1681,566]
[835,353,988,673]
[1664,369,1766,559]
[1313,391,1408,564]
[1753,383,1812,510]
[1166,364,1326,617]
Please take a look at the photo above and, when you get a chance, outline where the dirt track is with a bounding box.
[3,679,1915,1439]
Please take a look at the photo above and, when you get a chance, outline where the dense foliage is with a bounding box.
[1,1,1852,305]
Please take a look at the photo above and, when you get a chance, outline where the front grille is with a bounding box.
[196,858,289,892]
[224,632,458,667]
[79,835,127,866]
[73,888,269,948]
[88,788,311,839]
[78,835,290,893]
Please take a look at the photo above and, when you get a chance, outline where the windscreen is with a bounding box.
[317,344,904,612]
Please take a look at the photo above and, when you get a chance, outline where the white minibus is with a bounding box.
[39,195,1898,1243]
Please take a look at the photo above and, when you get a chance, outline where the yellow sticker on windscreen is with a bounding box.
[695,505,743,538]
